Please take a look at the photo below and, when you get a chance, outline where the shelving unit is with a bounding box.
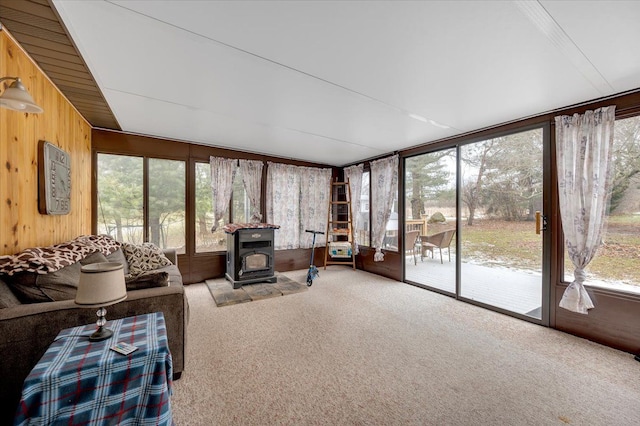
[324,178,356,270]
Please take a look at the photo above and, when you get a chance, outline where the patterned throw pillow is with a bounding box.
[121,242,173,277]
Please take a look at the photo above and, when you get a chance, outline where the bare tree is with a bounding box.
[461,139,494,225]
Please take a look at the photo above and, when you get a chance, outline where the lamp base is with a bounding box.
[89,326,113,342]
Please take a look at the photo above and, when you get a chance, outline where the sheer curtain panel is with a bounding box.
[266,162,331,249]
[370,155,399,262]
[239,159,264,223]
[267,163,301,249]
[555,106,616,314]
[209,156,237,232]
[299,167,331,249]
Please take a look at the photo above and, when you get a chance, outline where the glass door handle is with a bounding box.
[535,211,548,234]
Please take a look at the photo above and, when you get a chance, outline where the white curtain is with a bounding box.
[209,156,237,232]
[555,106,616,314]
[299,167,332,249]
[370,155,399,262]
[344,163,364,254]
[239,159,264,223]
[267,163,300,249]
[266,162,331,249]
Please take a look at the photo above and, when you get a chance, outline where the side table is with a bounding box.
[14,312,173,425]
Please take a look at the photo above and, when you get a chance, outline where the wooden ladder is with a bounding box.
[324,178,356,270]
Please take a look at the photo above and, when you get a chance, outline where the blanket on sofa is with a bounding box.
[0,235,119,276]
[0,236,176,304]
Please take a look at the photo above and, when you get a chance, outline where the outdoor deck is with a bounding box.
[405,253,542,319]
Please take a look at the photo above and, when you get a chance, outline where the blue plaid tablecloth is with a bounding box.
[14,312,173,426]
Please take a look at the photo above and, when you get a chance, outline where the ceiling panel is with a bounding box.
[5,1,640,166]
[104,89,387,166]
[540,0,640,92]
[110,0,606,130]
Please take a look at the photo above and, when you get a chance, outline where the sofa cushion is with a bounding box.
[7,252,108,303]
[0,279,20,309]
[125,270,169,291]
[122,243,172,277]
[36,252,108,301]
[5,273,46,303]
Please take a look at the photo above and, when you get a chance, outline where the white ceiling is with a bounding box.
[52,0,640,167]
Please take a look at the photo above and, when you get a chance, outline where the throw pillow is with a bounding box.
[121,242,172,277]
[125,270,169,291]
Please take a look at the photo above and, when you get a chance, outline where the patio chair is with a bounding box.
[420,229,455,264]
[405,230,420,265]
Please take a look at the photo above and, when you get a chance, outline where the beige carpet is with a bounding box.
[171,267,640,425]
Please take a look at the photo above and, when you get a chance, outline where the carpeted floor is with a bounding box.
[172,267,640,425]
[206,273,308,307]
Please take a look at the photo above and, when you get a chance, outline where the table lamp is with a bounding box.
[75,262,127,342]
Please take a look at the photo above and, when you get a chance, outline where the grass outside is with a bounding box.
[428,216,639,287]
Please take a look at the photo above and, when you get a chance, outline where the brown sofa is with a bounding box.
[0,243,188,425]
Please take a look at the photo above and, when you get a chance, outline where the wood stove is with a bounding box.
[223,223,279,289]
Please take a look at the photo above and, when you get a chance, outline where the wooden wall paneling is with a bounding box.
[356,247,402,281]
[0,0,121,130]
[554,285,640,354]
[1,29,91,255]
[92,130,190,159]
[188,253,224,284]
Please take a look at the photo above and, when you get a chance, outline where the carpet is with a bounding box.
[172,268,640,425]
[205,273,307,307]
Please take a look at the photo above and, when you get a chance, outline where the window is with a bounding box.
[383,193,399,251]
[356,171,370,247]
[97,154,186,253]
[564,115,640,294]
[148,159,185,252]
[195,161,249,253]
[96,154,144,244]
[231,167,250,224]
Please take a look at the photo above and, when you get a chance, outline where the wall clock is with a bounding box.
[38,141,71,215]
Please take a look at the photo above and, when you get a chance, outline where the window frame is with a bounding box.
[96,153,187,251]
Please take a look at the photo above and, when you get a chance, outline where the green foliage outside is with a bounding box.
[408,116,640,290]
[97,154,186,250]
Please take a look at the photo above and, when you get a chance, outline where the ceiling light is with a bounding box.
[0,77,43,113]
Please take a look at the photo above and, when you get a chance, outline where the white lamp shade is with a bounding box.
[0,79,43,113]
[75,262,127,307]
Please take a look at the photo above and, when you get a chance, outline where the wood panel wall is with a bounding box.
[0,29,91,255]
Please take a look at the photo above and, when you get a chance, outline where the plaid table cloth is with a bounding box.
[14,313,173,426]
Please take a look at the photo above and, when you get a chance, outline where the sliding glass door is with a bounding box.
[459,128,546,320]
[404,127,549,323]
[405,148,457,294]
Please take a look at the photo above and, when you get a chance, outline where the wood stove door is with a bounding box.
[242,251,270,273]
